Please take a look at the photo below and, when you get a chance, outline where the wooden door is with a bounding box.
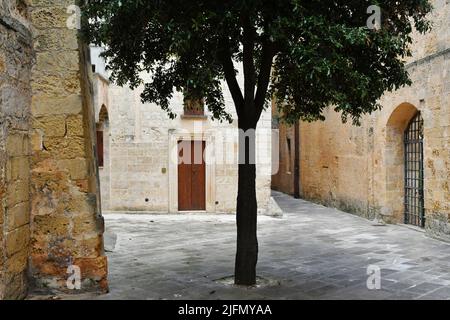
[178,140,206,211]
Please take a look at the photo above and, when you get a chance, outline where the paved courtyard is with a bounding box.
[89,191,450,300]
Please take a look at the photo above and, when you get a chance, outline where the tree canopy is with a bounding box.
[83,0,431,126]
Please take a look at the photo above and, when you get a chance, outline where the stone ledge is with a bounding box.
[180,114,208,120]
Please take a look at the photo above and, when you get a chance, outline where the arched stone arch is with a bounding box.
[383,102,421,223]
[386,103,419,133]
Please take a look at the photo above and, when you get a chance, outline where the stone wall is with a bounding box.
[0,0,33,300]
[298,110,374,218]
[27,0,107,293]
[274,0,450,240]
[91,51,273,215]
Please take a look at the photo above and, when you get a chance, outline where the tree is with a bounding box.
[83,0,431,285]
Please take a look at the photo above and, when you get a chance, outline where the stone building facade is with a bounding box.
[1,0,106,299]
[91,48,273,215]
[0,0,273,300]
[273,0,450,241]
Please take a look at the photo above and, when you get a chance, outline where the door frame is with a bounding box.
[168,130,215,213]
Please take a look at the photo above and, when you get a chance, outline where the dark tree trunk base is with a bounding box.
[234,126,258,286]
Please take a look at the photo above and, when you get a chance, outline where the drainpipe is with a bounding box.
[294,120,300,199]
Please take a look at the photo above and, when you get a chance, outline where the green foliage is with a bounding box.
[83,0,432,125]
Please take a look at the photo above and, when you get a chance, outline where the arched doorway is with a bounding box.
[404,112,425,227]
[385,103,422,224]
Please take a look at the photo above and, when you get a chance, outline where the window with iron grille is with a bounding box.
[404,112,425,227]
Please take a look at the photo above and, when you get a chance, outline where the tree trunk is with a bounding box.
[234,124,258,285]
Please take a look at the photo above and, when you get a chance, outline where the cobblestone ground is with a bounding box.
[87,191,450,300]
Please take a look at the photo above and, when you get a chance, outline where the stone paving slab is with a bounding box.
[30,191,450,300]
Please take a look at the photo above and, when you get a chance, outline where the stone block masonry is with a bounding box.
[28,0,107,293]
[1,0,107,299]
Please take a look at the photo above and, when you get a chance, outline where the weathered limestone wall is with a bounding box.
[271,102,296,196]
[298,110,373,217]
[28,1,107,292]
[0,0,33,299]
[92,51,273,214]
[278,0,450,240]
